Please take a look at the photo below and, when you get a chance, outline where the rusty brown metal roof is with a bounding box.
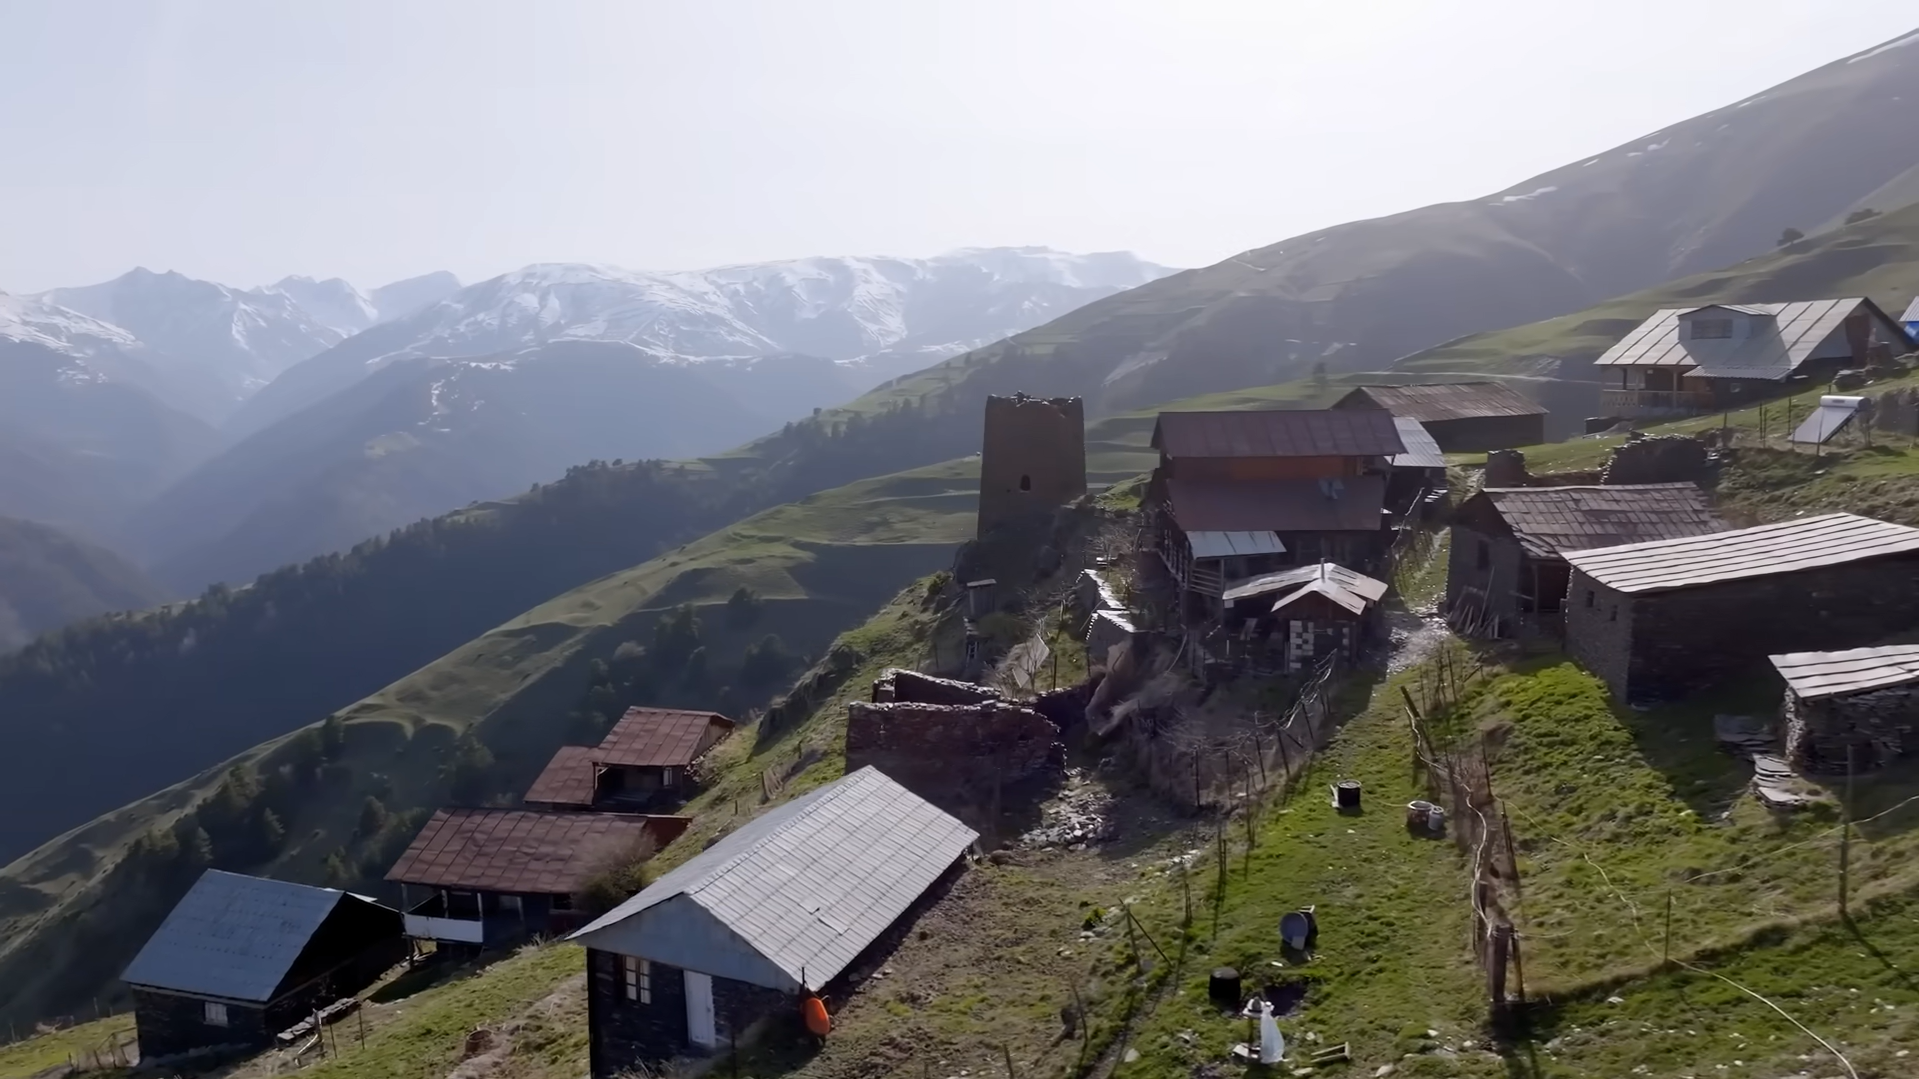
[1563,513,1919,594]
[523,746,599,808]
[386,809,691,894]
[596,707,736,769]
[1151,408,1404,459]
[1165,475,1387,533]
[1476,484,1725,559]
[1338,382,1546,422]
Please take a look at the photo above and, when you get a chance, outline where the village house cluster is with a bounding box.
[113,291,1919,1074]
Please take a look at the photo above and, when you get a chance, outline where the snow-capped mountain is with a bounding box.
[263,275,380,337]
[368,271,463,322]
[231,248,1176,436]
[39,268,347,418]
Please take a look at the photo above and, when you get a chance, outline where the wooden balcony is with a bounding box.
[1598,387,1715,417]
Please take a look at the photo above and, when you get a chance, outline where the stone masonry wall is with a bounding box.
[1599,434,1710,486]
[976,394,1087,539]
[1786,683,1919,773]
[872,668,1001,706]
[845,699,1061,817]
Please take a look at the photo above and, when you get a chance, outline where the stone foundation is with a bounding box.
[1599,434,1710,486]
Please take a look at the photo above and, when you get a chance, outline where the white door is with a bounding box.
[684,970,717,1049]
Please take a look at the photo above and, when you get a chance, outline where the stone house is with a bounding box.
[844,696,1060,816]
[1592,298,1913,419]
[1562,514,1919,703]
[1770,645,1919,773]
[1146,408,1401,618]
[1446,484,1724,636]
[386,809,689,951]
[122,870,404,1062]
[524,707,736,812]
[1334,381,1547,452]
[570,767,977,1075]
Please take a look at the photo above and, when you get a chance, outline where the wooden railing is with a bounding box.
[1598,388,1714,413]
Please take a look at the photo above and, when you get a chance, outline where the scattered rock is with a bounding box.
[1123,1048,1140,1063]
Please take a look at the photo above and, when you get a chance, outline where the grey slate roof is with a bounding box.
[570,766,976,991]
[121,870,372,1003]
[1338,382,1546,422]
[1591,299,1911,381]
[1476,484,1724,558]
[1770,645,1919,700]
[1389,417,1448,469]
[1152,408,1404,459]
[1562,513,1919,594]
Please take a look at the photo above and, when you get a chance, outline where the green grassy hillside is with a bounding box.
[1394,200,1919,430]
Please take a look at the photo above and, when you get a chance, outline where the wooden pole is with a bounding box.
[1002,1043,1017,1079]
[359,1004,367,1049]
[1840,744,1856,919]
[1661,891,1674,967]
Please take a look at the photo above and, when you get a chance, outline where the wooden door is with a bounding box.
[684,970,717,1049]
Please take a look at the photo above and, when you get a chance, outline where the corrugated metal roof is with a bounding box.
[121,870,377,1002]
[1166,475,1387,533]
[1389,417,1448,469]
[386,809,690,893]
[1187,530,1287,559]
[1790,395,1864,444]
[1592,298,1904,380]
[1562,513,1919,594]
[523,746,599,808]
[1271,578,1374,617]
[1475,484,1725,558]
[1222,561,1388,604]
[1902,296,1919,323]
[1338,382,1546,422]
[1152,408,1404,459]
[596,707,735,769]
[571,766,977,992]
[1770,645,1919,700]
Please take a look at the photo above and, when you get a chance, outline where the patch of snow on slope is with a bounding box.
[1496,185,1558,204]
[1849,29,1919,63]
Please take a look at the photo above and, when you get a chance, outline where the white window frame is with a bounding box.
[204,1000,230,1027]
[621,956,652,1004]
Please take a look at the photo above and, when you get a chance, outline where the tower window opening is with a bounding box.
[1019,475,1032,491]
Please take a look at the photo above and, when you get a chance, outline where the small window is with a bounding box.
[204,1001,229,1027]
[1476,540,1491,571]
[1609,605,1618,623]
[1584,590,1595,609]
[552,893,574,911]
[1691,318,1734,340]
[499,894,522,916]
[661,765,678,787]
[622,956,652,1004]
[1018,474,1032,492]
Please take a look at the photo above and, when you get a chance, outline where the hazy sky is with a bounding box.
[2,1,1915,293]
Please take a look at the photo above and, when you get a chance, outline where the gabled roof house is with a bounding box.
[122,870,404,1062]
[1594,298,1913,418]
[524,707,736,812]
[1334,382,1547,452]
[570,766,976,1075]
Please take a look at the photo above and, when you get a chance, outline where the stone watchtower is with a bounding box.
[976,394,1087,539]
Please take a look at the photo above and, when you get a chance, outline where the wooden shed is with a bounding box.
[524,707,736,812]
[121,870,404,1062]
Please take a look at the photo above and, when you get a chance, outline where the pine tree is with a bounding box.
[188,827,214,866]
[261,809,286,848]
[357,796,389,838]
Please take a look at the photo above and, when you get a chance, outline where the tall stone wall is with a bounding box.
[872,668,1001,706]
[977,394,1086,539]
[844,700,1061,817]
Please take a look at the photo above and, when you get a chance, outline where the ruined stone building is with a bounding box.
[846,668,1060,816]
[1146,408,1402,618]
[1447,484,1724,636]
[976,394,1086,539]
[1334,381,1547,452]
[1771,645,1919,774]
[1562,513,1919,703]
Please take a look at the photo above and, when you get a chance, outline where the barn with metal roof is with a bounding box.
[1333,382,1547,452]
[1561,514,1919,702]
[1771,645,1919,773]
[569,766,976,1074]
[121,870,403,1061]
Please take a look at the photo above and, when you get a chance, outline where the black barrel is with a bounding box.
[1335,779,1363,810]
[1208,967,1242,1008]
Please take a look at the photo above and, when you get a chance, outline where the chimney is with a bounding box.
[1844,311,1872,367]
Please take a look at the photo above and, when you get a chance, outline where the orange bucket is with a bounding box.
[802,994,831,1036]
